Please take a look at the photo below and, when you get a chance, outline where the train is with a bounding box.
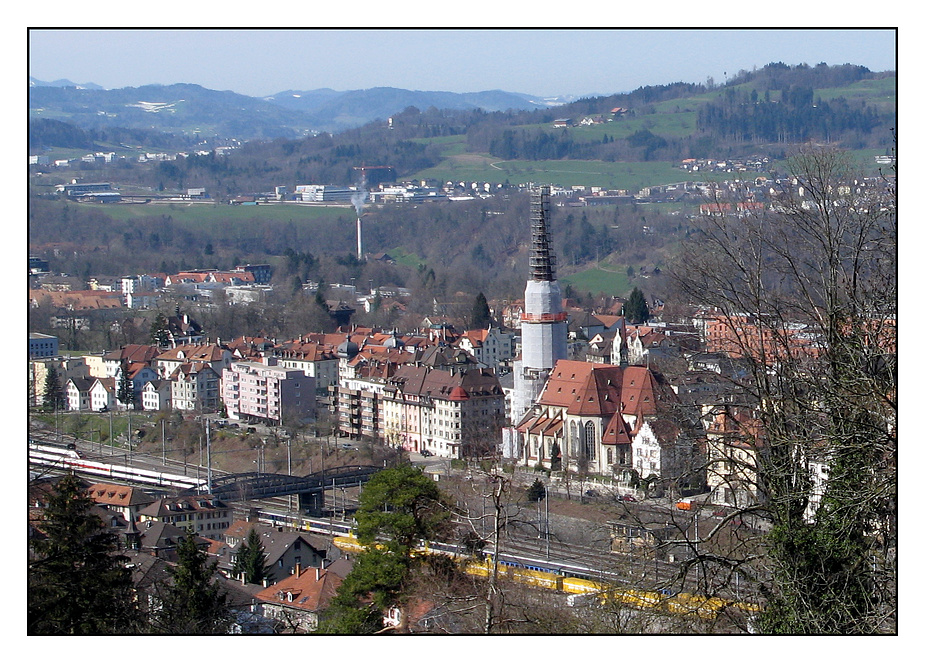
[330,534,759,620]
[29,441,208,491]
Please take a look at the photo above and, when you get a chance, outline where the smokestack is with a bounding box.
[357,215,363,258]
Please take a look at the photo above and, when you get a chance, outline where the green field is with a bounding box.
[384,247,426,269]
[560,266,633,297]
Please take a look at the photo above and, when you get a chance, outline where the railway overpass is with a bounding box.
[208,465,381,513]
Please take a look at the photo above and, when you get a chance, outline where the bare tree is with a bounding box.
[672,144,896,633]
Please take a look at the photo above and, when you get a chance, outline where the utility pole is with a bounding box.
[545,483,550,560]
[161,418,166,465]
[206,418,212,494]
[287,435,293,515]
[127,407,132,466]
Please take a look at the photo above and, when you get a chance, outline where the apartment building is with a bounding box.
[222,358,316,425]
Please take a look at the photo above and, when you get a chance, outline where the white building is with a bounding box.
[456,326,515,377]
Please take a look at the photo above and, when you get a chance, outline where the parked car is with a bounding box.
[420,449,434,457]
[584,489,600,497]
[618,494,637,502]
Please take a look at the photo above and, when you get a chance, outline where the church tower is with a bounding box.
[511,186,568,425]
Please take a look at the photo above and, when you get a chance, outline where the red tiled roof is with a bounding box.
[255,566,342,613]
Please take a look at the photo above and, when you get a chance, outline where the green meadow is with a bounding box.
[560,265,633,298]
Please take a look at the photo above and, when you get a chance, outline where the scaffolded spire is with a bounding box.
[529,185,556,282]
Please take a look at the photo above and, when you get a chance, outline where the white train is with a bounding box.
[29,442,208,491]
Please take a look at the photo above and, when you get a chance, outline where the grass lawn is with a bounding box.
[560,265,633,297]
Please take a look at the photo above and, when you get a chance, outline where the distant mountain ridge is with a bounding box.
[29,76,105,90]
[28,77,578,138]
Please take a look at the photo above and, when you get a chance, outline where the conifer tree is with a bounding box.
[116,363,134,409]
[231,528,270,585]
[149,312,169,347]
[624,287,650,324]
[42,366,65,412]
[471,292,492,329]
[156,531,230,634]
[28,473,141,634]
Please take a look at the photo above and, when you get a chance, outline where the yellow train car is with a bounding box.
[332,535,760,620]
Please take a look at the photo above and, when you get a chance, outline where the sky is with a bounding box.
[28,28,896,99]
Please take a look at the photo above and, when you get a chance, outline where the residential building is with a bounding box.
[255,564,344,633]
[168,362,220,412]
[102,344,162,380]
[141,379,171,411]
[380,364,505,459]
[274,339,339,397]
[31,357,91,407]
[455,326,516,376]
[155,343,231,379]
[65,377,93,411]
[86,482,155,522]
[137,495,232,536]
[63,376,117,412]
[704,406,763,508]
[89,378,117,411]
[219,521,328,584]
[222,358,316,425]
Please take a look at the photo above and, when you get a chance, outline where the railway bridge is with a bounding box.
[209,465,380,513]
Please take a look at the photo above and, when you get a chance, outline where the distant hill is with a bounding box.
[28,80,574,138]
[29,76,105,90]
[29,82,314,140]
[29,63,894,184]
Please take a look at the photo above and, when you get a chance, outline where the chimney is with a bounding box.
[294,562,301,577]
[315,567,321,581]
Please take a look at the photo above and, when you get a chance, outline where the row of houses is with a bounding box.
[32,304,844,503]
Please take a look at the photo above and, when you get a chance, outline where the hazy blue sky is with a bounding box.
[28,29,896,99]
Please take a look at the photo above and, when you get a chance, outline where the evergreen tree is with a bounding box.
[471,292,492,329]
[526,478,547,502]
[42,366,65,412]
[231,528,270,585]
[149,312,169,347]
[28,473,141,634]
[156,531,230,634]
[624,287,650,324]
[116,363,134,409]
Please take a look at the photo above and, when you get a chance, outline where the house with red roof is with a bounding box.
[86,482,155,522]
[255,564,345,633]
